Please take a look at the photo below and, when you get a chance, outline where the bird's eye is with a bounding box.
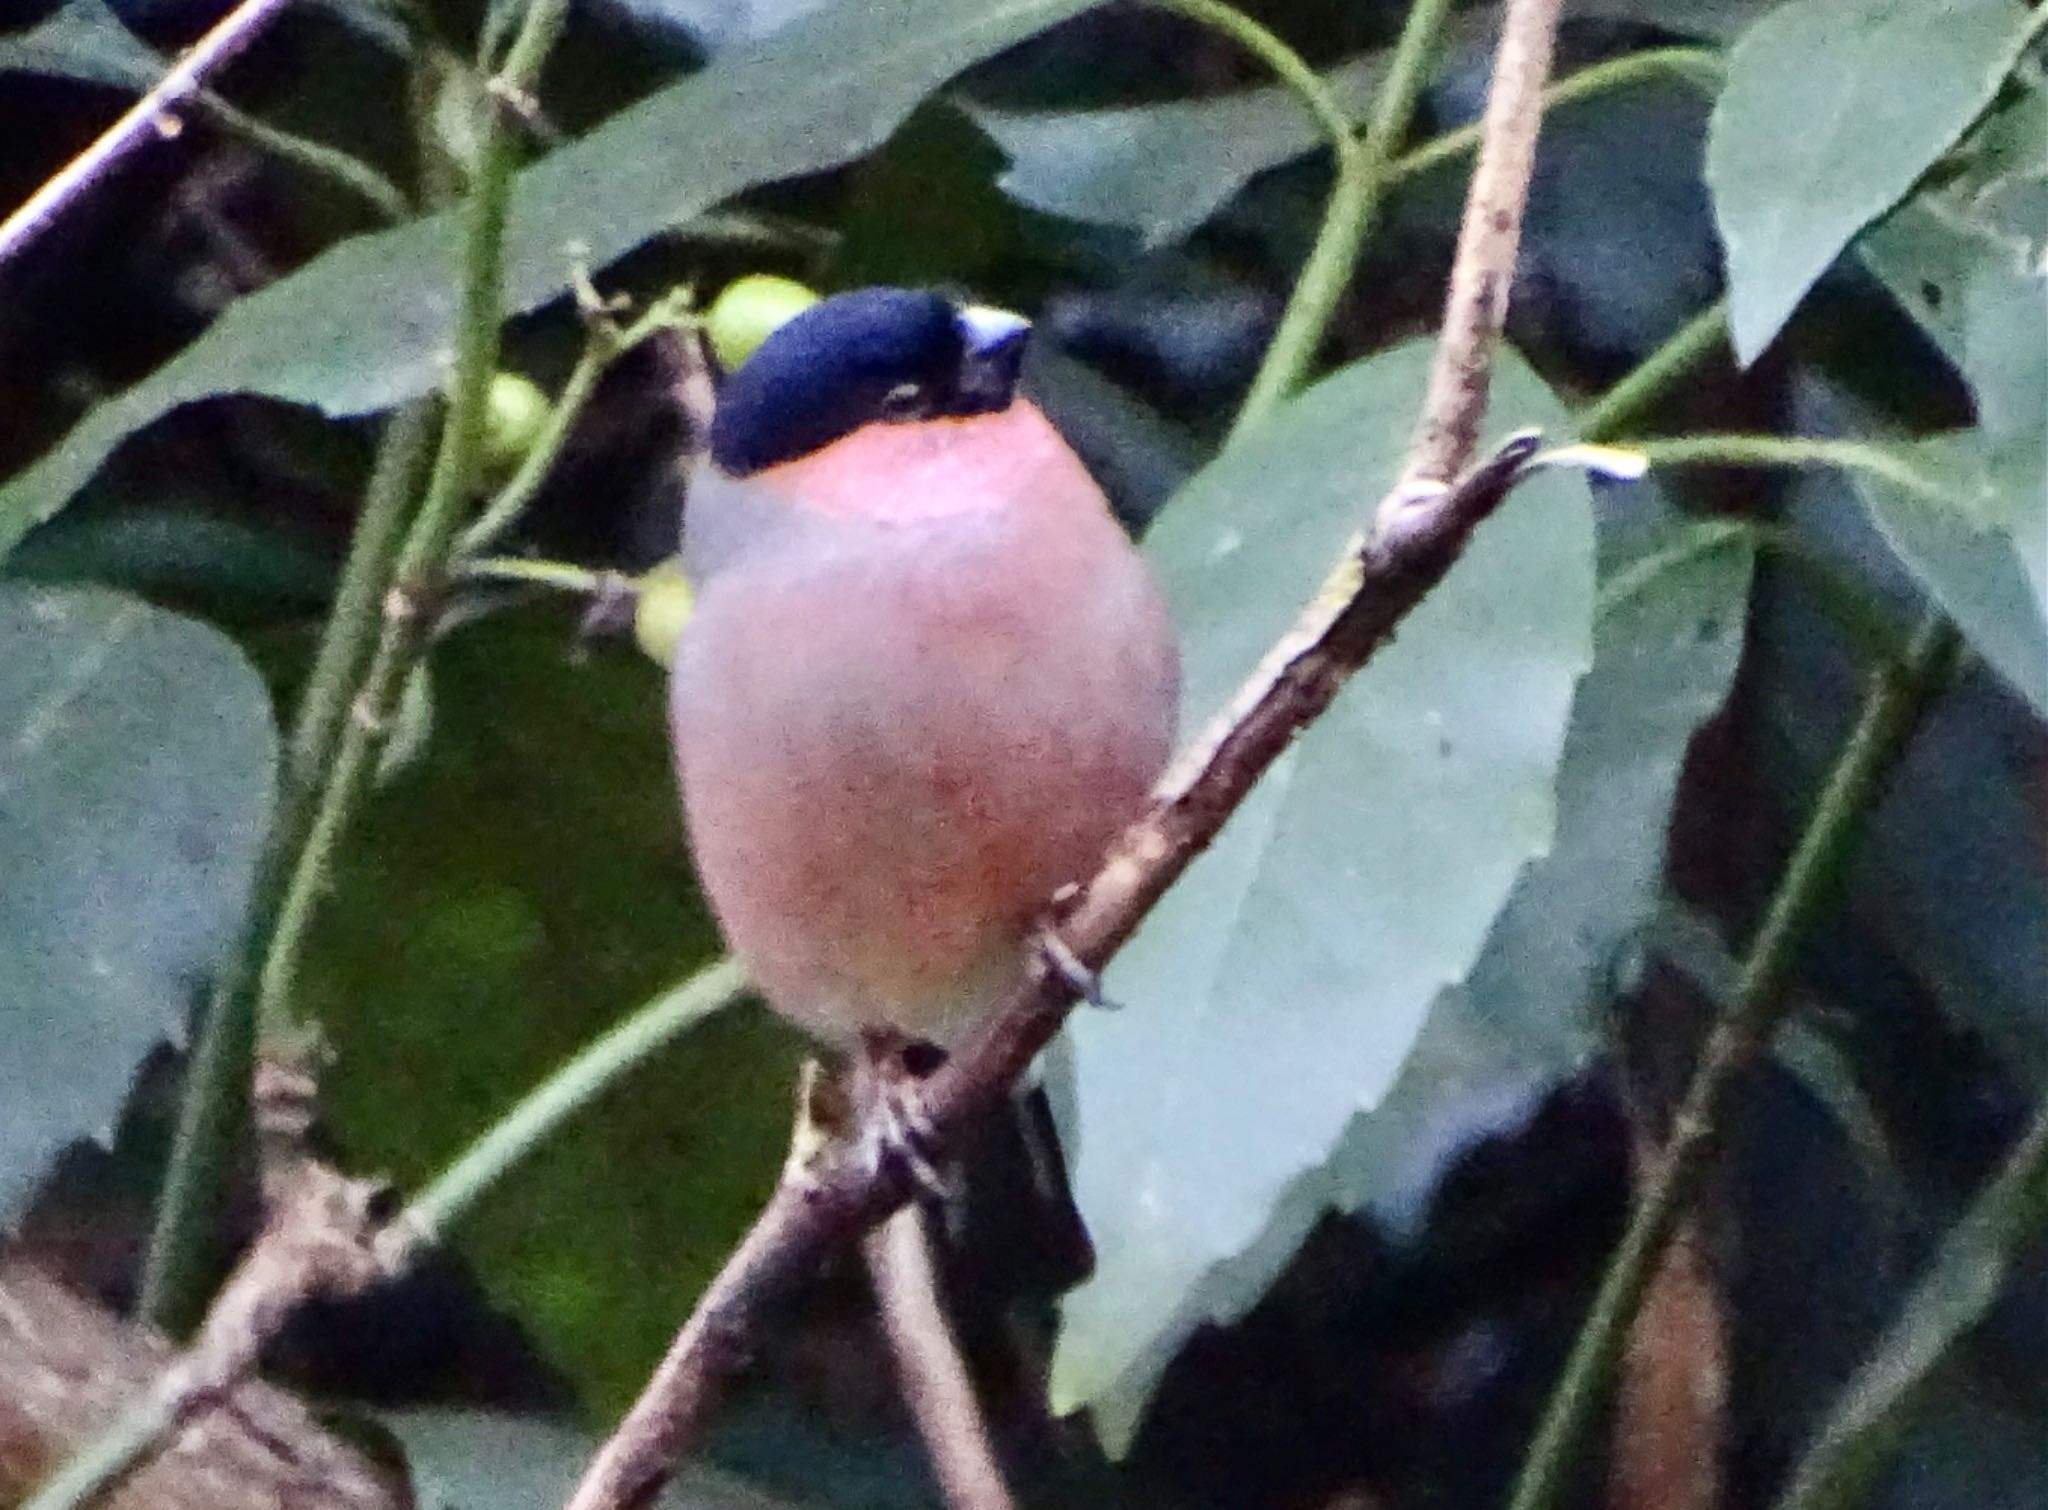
[878,381,928,420]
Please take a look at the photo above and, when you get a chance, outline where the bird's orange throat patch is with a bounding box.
[753,400,1099,524]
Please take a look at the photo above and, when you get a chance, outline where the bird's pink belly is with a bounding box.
[673,530,1174,1045]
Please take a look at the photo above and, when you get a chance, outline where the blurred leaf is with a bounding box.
[1940,73,2048,256]
[387,1408,806,1509]
[1862,199,2047,614]
[600,0,833,54]
[964,52,1390,248]
[306,615,798,1415]
[828,103,1014,288]
[1868,1378,2048,1510]
[1776,1099,2048,1510]
[0,0,160,90]
[0,583,275,1226]
[0,0,1099,559]
[1050,344,1599,1448]
[7,508,335,611]
[1706,0,2040,364]
[1847,429,2047,719]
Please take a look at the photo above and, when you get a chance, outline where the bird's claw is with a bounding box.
[854,1033,954,1201]
[1038,928,1119,1011]
[862,1079,953,1201]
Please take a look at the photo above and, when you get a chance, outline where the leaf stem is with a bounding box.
[406,958,749,1242]
[1503,611,1962,1510]
[1630,434,1965,507]
[455,287,695,558]
[1575,298,1729,442]
[288,401,441,790]
[1386,47,1722,192]
[251,0,570,1047]
[137,402,439,1332]
[1168,0,1455,445]
[458,554,612,595]
[196,94,413,222]
[1771,1091,2048,1510]
[137,0,570,1333]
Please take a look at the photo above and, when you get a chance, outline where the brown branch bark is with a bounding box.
[0,1248,402,1510]
[864,1206,1016,1510]
[550,0,1575,1502]
[1401,0,1564,489]
[10,1163,406,1509]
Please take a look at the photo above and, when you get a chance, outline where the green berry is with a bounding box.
[633,559,696,665]
[706,275,820,370]
[479,372,551,478]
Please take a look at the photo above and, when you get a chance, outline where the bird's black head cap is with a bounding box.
[710,288,1031,477]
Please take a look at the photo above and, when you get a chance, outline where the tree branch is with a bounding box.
[0,1256,403,1510]
[20,1166,402,1510]
[1402,0,1563,487]
[0,0,299,270]
[864,1206,1016,1510]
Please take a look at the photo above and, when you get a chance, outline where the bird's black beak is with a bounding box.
[950,306,1031,415]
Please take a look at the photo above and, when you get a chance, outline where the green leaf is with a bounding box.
[0,0,1097,561]
[0,0,161,91]
[385,1409,803,1509]
[1572,0,1788,43]
[1061,518,1756,1450]
[1775,1099,2048,1510]
[1862,198,2047,616]
[1049,344,1599,1447]
[1706,0,2042,364]
[1849,429,2047,719]
[964,52,1388,248]
[304,614,798,1416]
[0,583,276,1226]
[1330,522,1755,1207]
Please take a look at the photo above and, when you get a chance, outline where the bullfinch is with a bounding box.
[670,287,1180,1071]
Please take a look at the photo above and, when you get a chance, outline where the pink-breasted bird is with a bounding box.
[670,288,1180,1067]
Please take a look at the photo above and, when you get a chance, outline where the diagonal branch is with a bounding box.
[0,0,299,270]
[562,2,1569,1506]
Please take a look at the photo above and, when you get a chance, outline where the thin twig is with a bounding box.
[560,2,1572,1503]
[865,1207,1017,1510]
[195,93,412,222]
[455,286,698,558]
[1630,434,1967,508]
[0,0,298,269]
[1503,612,1963,1510]
[1574,298,1729,442]
[1402,0,1564,487]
